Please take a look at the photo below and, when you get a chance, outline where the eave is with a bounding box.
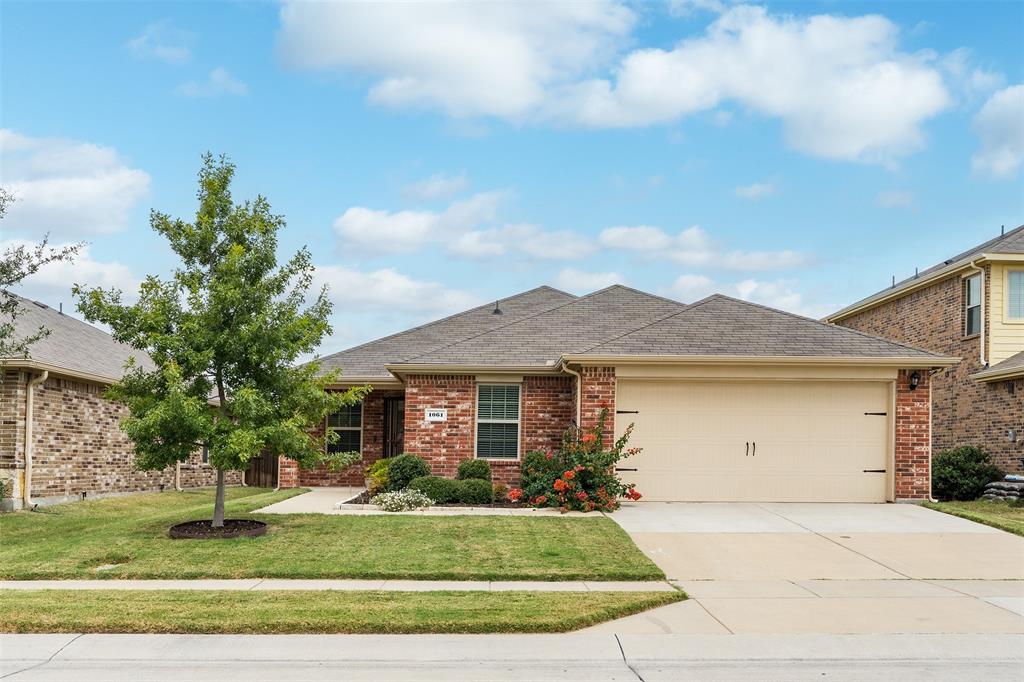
[970,366,1024,383]
[559,354,960,369]
[0,358,120,386]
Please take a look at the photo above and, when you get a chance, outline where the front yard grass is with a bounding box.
[0,487,663,581]
[923,499,1024,537]
[0,589,683,634]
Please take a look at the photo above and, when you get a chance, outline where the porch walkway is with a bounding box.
[0,579,675,592]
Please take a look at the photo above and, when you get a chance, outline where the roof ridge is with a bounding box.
[706,293,946,357]
[318,285,576,362]
[398,284,634,364]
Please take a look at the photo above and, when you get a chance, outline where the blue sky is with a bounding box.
[2,0,1022,355]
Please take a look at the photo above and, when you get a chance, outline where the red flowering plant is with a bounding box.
[519,408,641,512]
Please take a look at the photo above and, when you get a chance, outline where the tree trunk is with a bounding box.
[212,468,226,528]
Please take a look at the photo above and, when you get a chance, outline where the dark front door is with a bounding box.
[384,397,405,457]
[246,450,279,488]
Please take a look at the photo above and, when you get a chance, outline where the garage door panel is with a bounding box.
[615,380,890,503]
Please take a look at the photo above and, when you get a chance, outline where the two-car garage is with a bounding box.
[613,376,894,503]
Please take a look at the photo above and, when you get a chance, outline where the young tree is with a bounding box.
[0,188,82,359]
[75,155,367,527]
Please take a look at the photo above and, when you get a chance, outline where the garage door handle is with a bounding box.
[864,412,887,416]
[863,469,886,473]
[745,442,749,456]
[752,442,756,456]
[615,467,638,472]
[616,410,639,414]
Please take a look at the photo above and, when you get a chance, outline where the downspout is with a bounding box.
[23,370,49,510]
[560,362,583,426]
[967,259,986,366]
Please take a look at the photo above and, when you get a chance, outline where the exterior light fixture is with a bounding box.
[1010,429,1018,444]
[909,371,921,390]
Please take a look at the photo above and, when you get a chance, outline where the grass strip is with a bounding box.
[0,589,684,634]
[923,500,1024,537]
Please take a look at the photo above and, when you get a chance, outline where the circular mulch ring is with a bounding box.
[168,519,268,540]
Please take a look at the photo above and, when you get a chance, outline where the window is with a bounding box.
[327,402,362,454]
[1009,270,1024,320]
[476,384,520,459]
[965,274,982,336]
[201,444,209,465]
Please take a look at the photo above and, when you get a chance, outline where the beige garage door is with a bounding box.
[614,380,891,503]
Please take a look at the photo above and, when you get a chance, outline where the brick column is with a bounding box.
[579,366,615,445]
[894,369,932,500]
[277,456,300,488]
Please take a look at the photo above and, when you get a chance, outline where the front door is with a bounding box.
[383,397,405,457]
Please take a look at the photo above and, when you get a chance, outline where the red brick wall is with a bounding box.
[403,374,477,479]
[838,267,1024,472]
[2,372,233,504]
[579,366,615,444]
[894,369,932,500]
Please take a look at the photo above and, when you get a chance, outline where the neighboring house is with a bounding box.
[0,295,234,510]
[827,225,1024,473]
[289,285,956,503]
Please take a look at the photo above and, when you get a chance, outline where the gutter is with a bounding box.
[966,259,986,366]
[23,370,49,510]
[556,354,960,369]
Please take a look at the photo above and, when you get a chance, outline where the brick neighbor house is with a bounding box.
[284,285,955,503]
[0,295,235,510]
[827,225,1024,473]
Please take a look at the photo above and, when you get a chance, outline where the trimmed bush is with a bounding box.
[370,489,434,512]
[408,476,460,504]
[456,459,492,482]
[365,458,392,495]
[386,454,431,492]
[458,478,494,505]
[933,446,1002,501]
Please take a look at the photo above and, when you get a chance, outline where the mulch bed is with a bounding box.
[342,490,525,509]
[168,519,268,539]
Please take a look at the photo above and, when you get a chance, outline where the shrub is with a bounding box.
[492,482,509,503]
[521,409,642,513]
[0,478,8,500]
[932,446,1002,501]
[370,489,434,512]
[408,476,460,504]
[459,478,494,504]
[386,454,431,492]
[456,459,492,482]
[365,458,392,495]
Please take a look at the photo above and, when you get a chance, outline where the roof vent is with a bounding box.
[491,301,503,315]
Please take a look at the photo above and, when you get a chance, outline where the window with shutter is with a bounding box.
[476,384,520,459]
[327,402,362,454]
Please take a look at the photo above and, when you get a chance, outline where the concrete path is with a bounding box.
[0,579,674,592]
[3,633,1021,681]
[599,502,1024,635]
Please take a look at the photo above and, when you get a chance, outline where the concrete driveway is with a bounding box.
[588,502,1024,635]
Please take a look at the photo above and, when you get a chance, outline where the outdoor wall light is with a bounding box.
[909,371,921,390]
[1010,429,1018,444]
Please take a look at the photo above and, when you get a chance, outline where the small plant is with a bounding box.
[933,446,1002,501]
[520,409,641,512]
[492,481,509,503]
[456,459,492,482]
[408,476,460,504]
[458,478,494,505]
[370,489,435,512]
[365,457,392,495]
[386,454,431,492]
[0,478,8,500]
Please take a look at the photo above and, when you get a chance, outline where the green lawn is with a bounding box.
[924,499,1024,537]
[0,487,663,581]
[0,589,683,634]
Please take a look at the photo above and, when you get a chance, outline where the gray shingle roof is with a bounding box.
[830,224,1024,319]
[2,294,154,382]
[581,294,942,359]
[318,286,577,378]
[972,350,1024,381]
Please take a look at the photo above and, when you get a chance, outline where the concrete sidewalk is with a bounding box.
[3,633,1022,681]
[0,579,675,592]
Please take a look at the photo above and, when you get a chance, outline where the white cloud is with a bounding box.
[941,48,1003,100]
[277,1,635,118]
[0,129,150,237]
[876,190,914,208]
[333,191,503,254]
[178,67,248,98]
[1,239,140,313]
[404,172,469,201]
[552,268,625,294]
[667,274,715,301]
[126,21,194,64]
[450,223,596,260]
[971,84,1024,178]
[557,6,950,163]
[313,265,479,315]
[731,278,834,318]
[734,181,775,199]
[600,223,809,271]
